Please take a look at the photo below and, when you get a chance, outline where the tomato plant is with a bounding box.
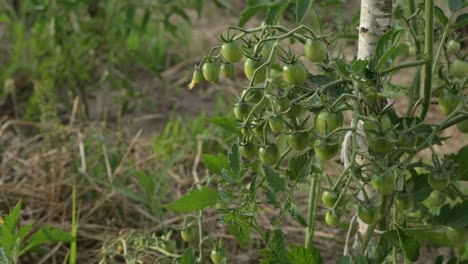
[174,1,468,263]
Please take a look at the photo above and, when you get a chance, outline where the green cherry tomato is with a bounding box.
[239,142,257,159]
[242,89,263,104]
[269,116,284,133]
[210,247,227,264]
[233,100,250,120]
[371,172,394,195]
[220,62,235,79]
[202,62,220,83]
[363,113,392,136]
[283,62,307,86]
[438,89,460,116]
[457,119,468,133]
[428,173,450,191]
[322,191,338,208]
[221,40,243,63]
[446,228,468,244]
[396,194,414,211]
[288,131,309,151]
[427,190,446,207]
[188,68,205,89]
[447,40,461,54]
[325,210,340,226]
[408,46,416,56]
[244,58,267,84]
[161,240,176,253]
[314,110,344,136]
[314,138,340,161]
[368,133,396,154]
[261,41,275,60]
[259,144,280,165]
[451,60,468,79]
[358,205,381,225]
[304,39,327,63]
[181,226,196,243]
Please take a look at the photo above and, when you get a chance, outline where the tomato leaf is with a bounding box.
[296,0,313,23]
[433,199,468,229]
[287,244,323,264]
[382,82,406,98]
[434,6,448,27]
[287,152,313,182]
[454,13,468,29]
[336,256,352,264]
[239,5,266,27]
[405,227,456,247]
[164,187,219,212]
[447,145,468,181]
[228,143,242,178]
[209,116,241,136]
[265,1,289,25]
[263,165,286,192]
[449,0,465,13]
[286,201,308,226]
[180,247,196,264]
[228,222,250,247]
[201,153,228,175]
[269,229,287,260]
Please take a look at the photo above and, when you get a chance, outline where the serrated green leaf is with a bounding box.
[286,202,308,226]
[382,82,406,98]
[405,227,455,247]
[201,153,228,175]
[239,5,266,27]
[228,143,242,178]
[209,117,241,136]
[269,229,287,260]
[263,165,285,192]
[296,0,313,23]
[433,199,468,229]
[164,187,219,212]
[287,153,312,182]
[434,6,448,27]
[228,222,250,247]
[180,247,197,264]
[454,13,468,29]
[287,244,322,264]
[265,1,289,25]
[394,226,420,262]
[447,145,468,181]
[449,0,464,13]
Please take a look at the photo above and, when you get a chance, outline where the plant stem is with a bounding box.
[197,211,204,263]
[70,177,77,264]
[305,161,323,248]
[381,60,426,75]
[406,0,422,115]
[420,0,434,120]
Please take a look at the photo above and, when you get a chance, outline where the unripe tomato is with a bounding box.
[457,119,468,133]
[283,62,307,86]
[269,116,284,133]
[428,173,450,191]
[210,247,227,264]
[244,58,267,84]
[261,41,275,60]
[363,113,392,136]
[408,46,417,56]
[447,40,461,54]
[325,210,340,226]
[304,39,327,62]
[396,194,414,211]
[242,89,263,104]
[239,142,257,159]
[259,144,280,165]
[451,60,468,79]
[371,172,394,195]
[202,62,220,83]
[426,190,446,207]
[322,191,338,208]
[161,240,176,253]
[221,40,243,63]
[288,104,304,118]
[314,139,340,161]
[233,100,250,120]
[438,89,460,116]
[287,132,309,151]
[181,226,196,243]
[220,62,235,79]
[358,205,381,225]
[188,68,205,89]
[314,110,344,136]
[446,227,468,244]
[368,133,396,154]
